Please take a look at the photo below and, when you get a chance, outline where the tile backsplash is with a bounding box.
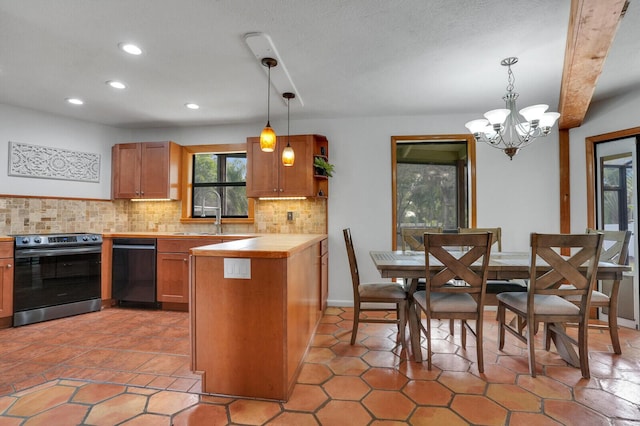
[0,196,327,235]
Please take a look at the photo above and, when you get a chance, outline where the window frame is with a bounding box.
[180,144,254,224]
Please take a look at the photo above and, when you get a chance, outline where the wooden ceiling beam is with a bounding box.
[558,0,627,129]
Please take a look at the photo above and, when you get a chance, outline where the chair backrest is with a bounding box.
[343,228,361,297]
[458,227,502,252]
[529,233,604,311]
[401,227,443,251]
[422,232,493,302]
[587,229,631,266]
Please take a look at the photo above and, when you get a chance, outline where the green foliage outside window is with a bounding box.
[193,153,248,218]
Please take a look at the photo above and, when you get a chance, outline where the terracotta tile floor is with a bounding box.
[1,307,640,425]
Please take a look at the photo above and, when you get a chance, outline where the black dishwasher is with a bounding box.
[112,238,157,306]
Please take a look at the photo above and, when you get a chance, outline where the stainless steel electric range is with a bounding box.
[12,232,102,326]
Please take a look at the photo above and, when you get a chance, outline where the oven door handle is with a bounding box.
[14,246,102,258]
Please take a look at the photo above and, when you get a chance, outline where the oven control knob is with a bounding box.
[82,236,89,241]
[91,235,99,241]
[21,237,30,244]
[33,237,42,244]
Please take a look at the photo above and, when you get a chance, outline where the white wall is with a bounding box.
[131,113,561,306]
[0,103,129,199]
[569,88,640,233]
[6,89,638,307]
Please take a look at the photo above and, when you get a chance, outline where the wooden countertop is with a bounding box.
[0,237,13,242]
[190,233,327,259]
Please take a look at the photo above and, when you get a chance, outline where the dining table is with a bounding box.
[369,250,630,365]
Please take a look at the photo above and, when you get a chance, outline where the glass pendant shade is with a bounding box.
[519,104,548,122]
[281,91,296,166]
[484,108,510,125]
[465,119,490,134]
[282,144,295,166]
[539,112,561,128]
[260,58,278,152]
[260,123,276,152]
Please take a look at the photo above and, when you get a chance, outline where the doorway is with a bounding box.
[594,137,639,329]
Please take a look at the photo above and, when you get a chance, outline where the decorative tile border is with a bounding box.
[8,141,101,182]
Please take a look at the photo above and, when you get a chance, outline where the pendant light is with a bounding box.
[260,57,278,152]
[282,92,295,166]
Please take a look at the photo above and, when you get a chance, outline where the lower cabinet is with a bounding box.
[0,242,14,327]
[320,238,328,312]
[157,238,221,305]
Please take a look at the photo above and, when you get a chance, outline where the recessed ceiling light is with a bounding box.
[106,80,127,89]
[66,98,84,105]
[185,103,200,110]
[118,42,142,55]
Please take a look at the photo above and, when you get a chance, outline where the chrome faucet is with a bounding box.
[212,190,222,235]
[200,191,222,234]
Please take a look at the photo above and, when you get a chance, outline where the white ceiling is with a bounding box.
[0,0,637,129]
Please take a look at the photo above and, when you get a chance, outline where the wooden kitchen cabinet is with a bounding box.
[0,242,14,327]
[112,141,182,200]
[157,238,221,306]
[247,134,328,198]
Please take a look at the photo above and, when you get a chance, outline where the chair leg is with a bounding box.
[544,324,552,351]
[578,321,591,379]
[449,319,455,336]
[460,320,467,349]
[426,312,433,370]
[476,317,484,373]
[351,304,360,345]
[608,304,622,355]
[397,301,407,348]
[497,303,505,350]
[409,301,423,361]
[527,314,537,377]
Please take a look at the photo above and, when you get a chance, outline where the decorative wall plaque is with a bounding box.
[8,141,101,182]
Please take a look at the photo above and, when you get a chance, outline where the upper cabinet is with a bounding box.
[246,134,328,198]
[112,141,182,200]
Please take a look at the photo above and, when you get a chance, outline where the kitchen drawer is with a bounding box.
[0,242,12,258]
[157,238,222,253]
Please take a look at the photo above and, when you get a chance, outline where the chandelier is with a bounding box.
[465,57,560,160]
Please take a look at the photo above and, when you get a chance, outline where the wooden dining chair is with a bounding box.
[458,227,502,251]
[401,227,443,252]
[497,233,604,378]
[412,232,493,372]
[554,229,631,354]
[343,228,408,348]
[458,227,527,306]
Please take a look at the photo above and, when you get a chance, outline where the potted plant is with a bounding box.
[314,157,335,177]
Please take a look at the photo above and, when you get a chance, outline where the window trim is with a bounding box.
[180,144,254,224]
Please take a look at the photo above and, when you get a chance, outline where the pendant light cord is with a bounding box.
[266,64,271,125]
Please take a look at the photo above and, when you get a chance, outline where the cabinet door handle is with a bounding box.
[183,258,188,262]
[6,264,11,268]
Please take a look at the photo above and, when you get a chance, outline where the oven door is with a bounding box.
[13,246,102,313]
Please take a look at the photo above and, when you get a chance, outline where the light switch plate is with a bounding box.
[224,258,251,279]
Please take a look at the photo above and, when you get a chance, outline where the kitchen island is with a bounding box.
[189,233,327,401]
